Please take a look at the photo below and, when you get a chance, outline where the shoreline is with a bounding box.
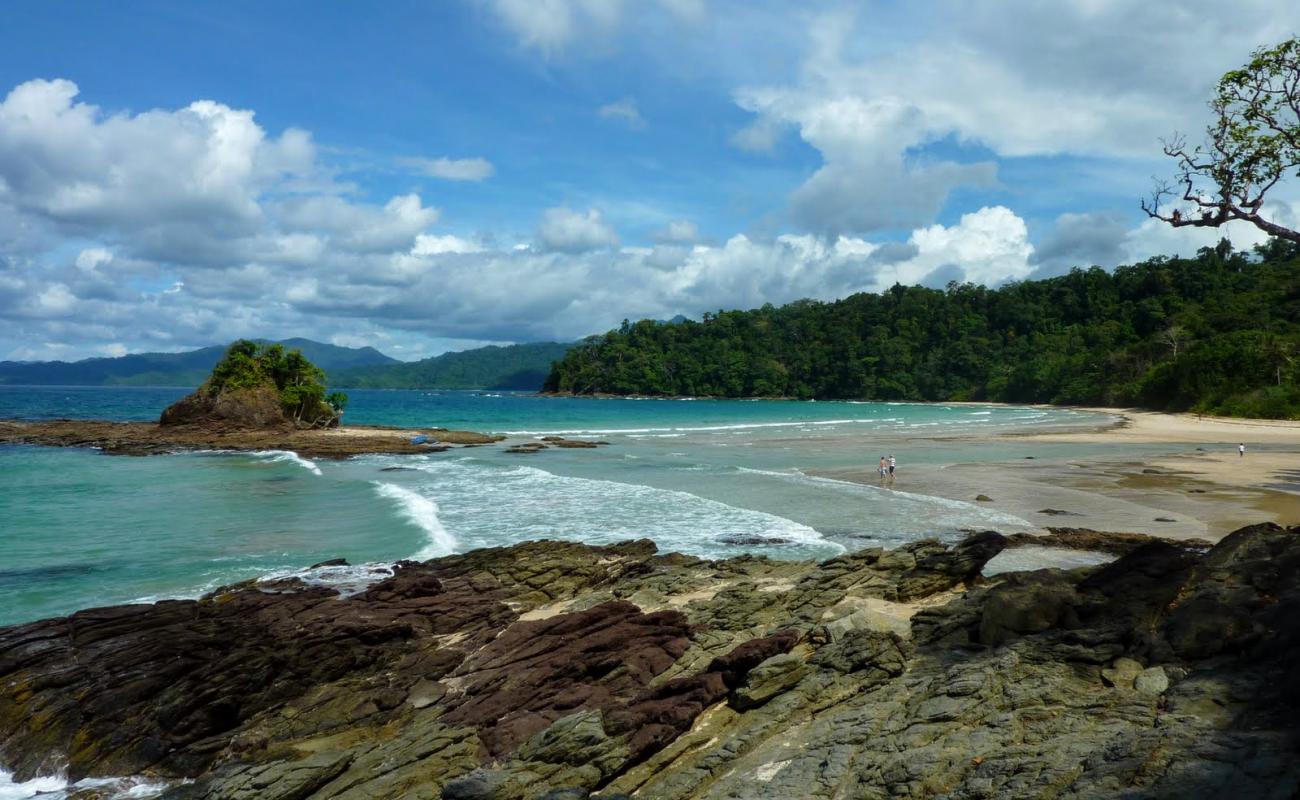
[815,407,1300,542]
[5,403,1297,542]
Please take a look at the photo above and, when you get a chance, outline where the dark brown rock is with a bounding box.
[441,601,693,757]
[159,386,292,428]
[3,528,1300,799]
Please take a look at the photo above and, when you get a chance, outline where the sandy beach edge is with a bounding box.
[815,405,1300,543]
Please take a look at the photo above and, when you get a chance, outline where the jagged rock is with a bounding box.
[810,629,908,676]
[895,530,1006,600]
[2,527,1299,798]
[732,653,807,709]
[717,535,792,546]
[1009,527,1214,555]
[439,600,693,757]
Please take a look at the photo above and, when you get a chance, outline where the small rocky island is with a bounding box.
[158,339,348,430]
[0,524,1296,798]
[0,340,506,457]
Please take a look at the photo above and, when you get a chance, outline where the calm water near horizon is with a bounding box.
[0,386,1116,628]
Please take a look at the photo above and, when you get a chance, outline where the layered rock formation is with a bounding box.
[0,420,503,458]
[1,526,1297,799]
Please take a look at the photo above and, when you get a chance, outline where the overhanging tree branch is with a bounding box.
[1143,38,1300,244]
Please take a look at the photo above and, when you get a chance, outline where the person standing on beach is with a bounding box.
[1239,443,1246,457]
[878,456,887,478]
[888,454,896,477]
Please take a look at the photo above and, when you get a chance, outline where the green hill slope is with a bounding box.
[0,339,396,387]
[544,239,1300,418]
[332,342,573,389]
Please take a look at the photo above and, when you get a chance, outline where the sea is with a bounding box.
[0,386,1122,798]
[0,386,1114,630]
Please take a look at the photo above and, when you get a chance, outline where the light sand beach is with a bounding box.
[815,408,1300,542]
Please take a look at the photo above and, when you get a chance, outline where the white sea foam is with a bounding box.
[384,459,845,558]
[250,449,322,476]
[373,482,458,559]
[0,771,170,800]
[0,771,64,800]
[256,561,397,595]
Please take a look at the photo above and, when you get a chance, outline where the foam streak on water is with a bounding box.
[372,458,846,560]
[372,481,459,558]
[0,771,63,800]
[249,449,322,476]
[0,770,169,800]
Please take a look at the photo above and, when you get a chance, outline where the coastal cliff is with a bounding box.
[1,526,1297,799]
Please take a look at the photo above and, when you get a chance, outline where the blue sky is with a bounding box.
[1,1,1299,361]
[2,1,801,244]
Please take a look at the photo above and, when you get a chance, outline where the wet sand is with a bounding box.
[814,408,1300,541]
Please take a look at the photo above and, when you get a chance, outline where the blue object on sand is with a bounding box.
[410,434,429,445]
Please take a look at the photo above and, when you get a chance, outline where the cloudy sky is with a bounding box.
[2,1,1299,361]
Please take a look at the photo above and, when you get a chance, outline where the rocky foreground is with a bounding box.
[1,526,1298,799]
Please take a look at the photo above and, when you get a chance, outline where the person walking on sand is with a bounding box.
[888,454,896,477]
[878,456,887,479]
[1239,443,1246,457]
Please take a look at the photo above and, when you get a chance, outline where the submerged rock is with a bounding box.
[0,526,1298,798]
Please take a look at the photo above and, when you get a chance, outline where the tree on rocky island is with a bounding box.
[160,339,346,428]
[1142,37,1300,243]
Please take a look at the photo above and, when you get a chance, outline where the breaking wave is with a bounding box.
[372,482,459,559]
[249,450,322,476]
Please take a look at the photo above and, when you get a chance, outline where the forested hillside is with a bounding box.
[0,338,395,387]
[333,342,572,389]
[544,239,1300,418]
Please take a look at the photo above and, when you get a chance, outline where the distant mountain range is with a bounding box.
[331,342,574,389]
[0,339,574,390]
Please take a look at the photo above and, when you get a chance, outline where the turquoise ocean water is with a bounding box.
[0,386,1110,629]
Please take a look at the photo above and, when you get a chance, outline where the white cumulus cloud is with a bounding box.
[536,207,621,252]
[729,2,1300,235]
